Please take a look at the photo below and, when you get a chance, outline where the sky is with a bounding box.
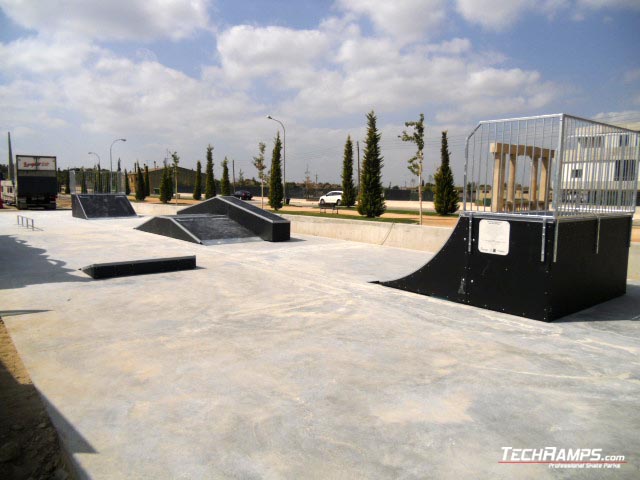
[1,0,639,187]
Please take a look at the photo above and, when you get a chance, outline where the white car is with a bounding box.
[319,190,343,206]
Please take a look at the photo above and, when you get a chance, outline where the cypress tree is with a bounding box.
[434,131,459,215]
[221,157,231,196]
[125,168,131,195]
[80,168,88,194]
[193,160,202,200]
[341,135,356,207]
[65,168,71,194]
[268,132,284,210]
[205,145,215,198]
[144,164,150,197]
[135,163,146,201]
[96,165,102,193]
[159,164,171,203]
[357,111,386,217]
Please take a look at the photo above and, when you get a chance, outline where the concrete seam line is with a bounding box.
[381,222,395,246]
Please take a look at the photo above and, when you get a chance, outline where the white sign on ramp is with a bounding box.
[478,219,510,255]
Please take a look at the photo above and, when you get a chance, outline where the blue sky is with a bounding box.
[1,0,639,186]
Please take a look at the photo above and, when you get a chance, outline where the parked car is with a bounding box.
[233,190,253,200]
[319,190,343,206]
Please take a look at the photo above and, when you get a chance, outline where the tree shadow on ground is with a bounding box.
[0,236,90,289]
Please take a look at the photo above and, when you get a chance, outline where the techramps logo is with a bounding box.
[499,447,627,469]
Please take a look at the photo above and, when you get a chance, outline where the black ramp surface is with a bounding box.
[380,216,470,303]
[175,215,256,242]
[135,216,201,244]
[72,194,136,219]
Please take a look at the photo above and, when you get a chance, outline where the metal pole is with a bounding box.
[109,138,126,194]
[267,115,286,202]
[88,152,101,193]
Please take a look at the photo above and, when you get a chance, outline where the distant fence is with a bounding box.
[69,170,125,194]
[238,185,436,202]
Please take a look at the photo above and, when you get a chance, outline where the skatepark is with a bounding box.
[1,203,639,478]
[2,114,640,478]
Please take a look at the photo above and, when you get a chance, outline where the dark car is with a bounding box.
[233,190,253,200]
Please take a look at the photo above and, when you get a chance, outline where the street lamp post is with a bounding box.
[88,151,101,165]
[109,138,126,193]
[267,115,286,203]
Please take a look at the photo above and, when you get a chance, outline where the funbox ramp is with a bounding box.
[72,194,137,219]
[377,213,632,322]
[135,196,290,244]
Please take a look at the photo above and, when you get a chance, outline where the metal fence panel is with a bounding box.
[69,170,125,194]
[464,114,639,218]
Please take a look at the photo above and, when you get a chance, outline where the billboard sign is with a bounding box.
[16,155,56,171]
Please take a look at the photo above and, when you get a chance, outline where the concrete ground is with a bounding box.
[1,210,639,479]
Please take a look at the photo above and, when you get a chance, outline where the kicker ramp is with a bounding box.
[72,194,136,219]
[178,196,290,242]
[378,213,632,322]
[135,196,290,244]
[135,214,258,245]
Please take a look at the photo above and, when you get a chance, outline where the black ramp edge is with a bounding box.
[72,194,136,219]
[550,215,630,319]
[380,216,469,303]
[81,255,196,279]
[135,216,201,244]
[378,214,632,322]
[175,215,255,241]
[179,196,290,241]
[71,194,87,219]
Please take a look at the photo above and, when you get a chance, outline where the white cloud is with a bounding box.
[0,0,211,41]
[0,34,99,74]
[418,38,472,55]
[592,110,640,130]
[456,0,530,30]
[336,0,447,43]
[60,56,261,137]
[279,31,556,123]
[217,25,330,86]
[455,0,572,31]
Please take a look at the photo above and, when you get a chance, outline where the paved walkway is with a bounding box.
[1,210,639,479]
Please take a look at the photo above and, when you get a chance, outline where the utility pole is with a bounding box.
[7,132,14,184]
[232,159,236,191]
